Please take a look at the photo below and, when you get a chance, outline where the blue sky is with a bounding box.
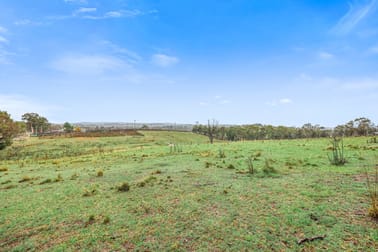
[0,0,377,126]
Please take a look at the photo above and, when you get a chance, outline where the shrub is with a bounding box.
[117,182,130,192]
[328,137,346,166]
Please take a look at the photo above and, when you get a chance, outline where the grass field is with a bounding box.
[0,131,377,251]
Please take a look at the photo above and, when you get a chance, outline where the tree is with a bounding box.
[22,113,49,135]
[0,111,19,150]
[63,122,74,133]
[207,119,218,144]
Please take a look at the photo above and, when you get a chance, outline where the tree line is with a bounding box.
[193,118,377,142]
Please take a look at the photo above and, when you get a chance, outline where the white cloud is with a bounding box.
[151,54,179,67]
[332,0,378,35]
[279,98,293,104]
[75,7,97,14]
[266,98,293,107]
[0,36,8,44]
[64,0,87,4]
[51,55,129,75]
[105,11,122,18]
[0,94,60,121]
[199,102,208,106]
[318,51,334,60]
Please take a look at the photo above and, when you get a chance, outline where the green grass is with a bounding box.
[0,132,377,251]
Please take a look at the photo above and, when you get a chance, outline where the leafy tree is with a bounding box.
[0,111,19,150]
[22,113,49,135]
[63,122,74,133]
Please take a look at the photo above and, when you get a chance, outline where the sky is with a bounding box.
[0,0,377,127]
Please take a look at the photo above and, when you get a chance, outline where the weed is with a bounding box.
[218,148,226,158]
[328,137,346,166]
[247,157,254,174]
[117,182,130,192]
[363,161,378,219]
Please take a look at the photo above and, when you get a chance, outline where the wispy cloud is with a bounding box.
[51,54,129,75]
[74,7,97,14]
[266,98,293,107]
[0,36,8,44]
[318,51,334,60]
[279,98,292,104]
[368,46,378,54]
[0,94,60,120]
[99,40,142,63]
[13,19,43,26]
[64,0,87,4]
[151,54,179,68]
[342,78,378,90]
[50,9,144,20]
[0,26,7,33]
[332,0,378,35]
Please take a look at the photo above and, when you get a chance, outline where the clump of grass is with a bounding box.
[364,161,378,219]
[170,143,183,153]
[137,175,157,187]
[103,216,110,224]
[97,170,104,177]
[4,184,17,189]
[247,157,254,174]
[19,176,31,183]
[117,182,130,192]
[262,158,277,174]
[83,185,98,197]
[218,148,226,158]
[39,178,52,185]
[151,170,162,175]
[0,167,8,172]
[85,214,96,226]
[1,180,11,185]
[54,174,63,182]
[70,173,79,180]
[205,161,213,168]
[227,164,235,169]
[328,137,346,166]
